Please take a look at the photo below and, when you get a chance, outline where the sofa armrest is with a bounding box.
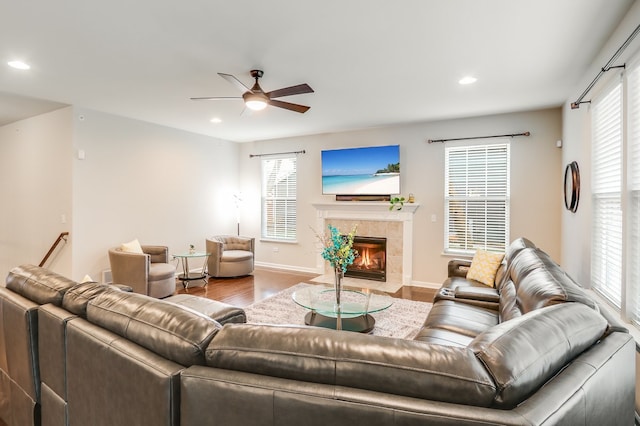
[448,259,471,278]
[455,286,499,303]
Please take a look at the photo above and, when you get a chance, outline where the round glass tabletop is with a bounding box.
[292,284,393,319]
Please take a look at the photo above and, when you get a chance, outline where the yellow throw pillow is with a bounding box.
[121,239,143,254]
[467,249,505,287]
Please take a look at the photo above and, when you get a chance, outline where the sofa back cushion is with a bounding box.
[6,264,78,306]
[498,280,521,322]
[495,238,536,291]
[62,282,120,317]
[469,303,607,409]
[86,291,221,366]
[516,249,597,313]
[206,324,498,407]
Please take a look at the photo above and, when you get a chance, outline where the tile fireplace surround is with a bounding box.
[312,202,420,286]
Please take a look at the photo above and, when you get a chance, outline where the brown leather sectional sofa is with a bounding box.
[0,237,635,425]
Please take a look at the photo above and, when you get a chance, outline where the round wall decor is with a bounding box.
[564,161,580,213]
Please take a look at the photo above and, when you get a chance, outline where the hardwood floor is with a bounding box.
[173,267,437,306]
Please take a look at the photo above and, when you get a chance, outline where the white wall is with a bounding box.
[240,107,562,284]
[0,107,73,279]
[561,1,640,286]
[71,108,240,281]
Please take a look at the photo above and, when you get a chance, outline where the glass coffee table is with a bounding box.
[292,285,393,333]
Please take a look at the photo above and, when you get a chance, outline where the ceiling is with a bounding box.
[0,0,635,142]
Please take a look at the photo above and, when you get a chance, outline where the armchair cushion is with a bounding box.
[222,250,253,263]
[149,263,176,281]
[120,239,143,254]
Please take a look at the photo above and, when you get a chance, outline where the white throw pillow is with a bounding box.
[121,239,143,254]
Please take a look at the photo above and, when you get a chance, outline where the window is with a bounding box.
[444,143,510,254]
[590,55,640,328]
[261,157,297,241]
[628,59,640,325]
[591,79,623,308]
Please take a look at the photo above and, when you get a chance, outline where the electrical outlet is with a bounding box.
[272,247,279,253]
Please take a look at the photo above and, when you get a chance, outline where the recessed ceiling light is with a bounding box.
[8,60,31,70]
[210,117,222,124]
[459,76,477,85]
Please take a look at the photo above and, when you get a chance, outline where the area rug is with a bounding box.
[244,283,432,339]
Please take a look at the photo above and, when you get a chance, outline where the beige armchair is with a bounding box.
[108,245,176,298]
[206,236,255,277]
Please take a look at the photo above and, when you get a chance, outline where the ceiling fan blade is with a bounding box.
[190,96,242,101]
[218,73,252,93]
[266,83,314,99]
[268,99,310,113]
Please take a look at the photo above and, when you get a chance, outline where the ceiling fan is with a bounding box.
[191,69,314,113]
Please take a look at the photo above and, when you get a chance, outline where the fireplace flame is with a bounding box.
[354,247,384,270]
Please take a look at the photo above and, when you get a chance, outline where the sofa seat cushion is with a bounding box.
[86,291,222,366]
[165,294,246,324]
[469,302,608,409]
[422,300,499,338]
[221,250,253,263]
[148,262,175,281]
[6,264,78,306]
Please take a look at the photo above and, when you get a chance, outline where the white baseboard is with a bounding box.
[409,280,441,289]
[254,261,319,275]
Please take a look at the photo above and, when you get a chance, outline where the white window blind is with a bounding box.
[628,60,640,325]
[445,143,510,254]
[591,80,623,308]
[261,157,297,241]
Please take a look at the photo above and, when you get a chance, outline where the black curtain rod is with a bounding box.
[427,131,530,144]
[249,149,306,158]
[571,23,640,109]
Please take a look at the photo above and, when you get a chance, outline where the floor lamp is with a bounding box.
[233,192,242,236]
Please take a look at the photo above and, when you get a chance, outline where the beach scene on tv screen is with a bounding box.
[322,145,400,195]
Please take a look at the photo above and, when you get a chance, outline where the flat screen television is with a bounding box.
[321,145,400,195]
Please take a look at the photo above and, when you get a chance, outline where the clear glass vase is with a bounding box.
[334,267,343,330]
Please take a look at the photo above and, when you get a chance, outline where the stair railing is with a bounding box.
[39,232,70,267]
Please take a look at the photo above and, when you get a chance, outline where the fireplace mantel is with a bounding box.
[311,201,419,215]
[312,202,420,285]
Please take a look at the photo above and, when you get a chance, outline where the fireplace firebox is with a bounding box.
[345,236,387,282]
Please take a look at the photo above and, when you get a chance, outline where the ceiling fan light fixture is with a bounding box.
[243,92,268,111]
